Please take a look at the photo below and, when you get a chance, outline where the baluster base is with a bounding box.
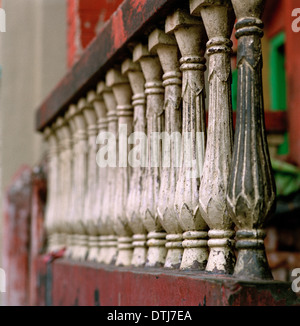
[76,235,89,261]
[234,229,273,280]
[69,234,80,260]
[164,234,183,269]
[102,235,118,265]
[146,232,167,267]
[96,235,104,263]
[115,236,133,266]
[64,234,74,258]
[131,234,147,267]
[87,236,99,262]
[206,230,236,274]
[97,235,109,263]
[180,231,208,270]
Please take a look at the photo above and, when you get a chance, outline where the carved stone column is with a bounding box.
[166,9,209,270]
[57,114,73,256]
[87,86,108,262]
[43,126,59,252]
[64,105,78,258]
[106,68,134,266]
[149,29,183,269]
[69,99,88,260]
[81,93,99,261]
[122,59,148,267]
[54,117,71,251]
[133,43,167,267]
[99,82,119,264]
[93,82,110,263]
[190,0,236,274]
[226,0,276,280]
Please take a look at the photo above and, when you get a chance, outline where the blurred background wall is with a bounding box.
[0,0,67,304]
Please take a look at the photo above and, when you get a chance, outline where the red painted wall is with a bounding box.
[67,0,124,68]
[28,165,47,306]
[3,166,32,306]
[284,0,300,166]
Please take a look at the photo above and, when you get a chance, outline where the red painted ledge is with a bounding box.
[35,0,182,131]
[36,257,300,306]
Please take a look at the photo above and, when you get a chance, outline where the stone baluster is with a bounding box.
[53,117,70,252]
[149,29,183,269]
[166,9,209,270]
[226,0,276,279]
[133,43,167,267]
[190,0,236,274]
[99,82,119,264]
[57,114,73,255]
[87,86,108,262]
[106,68,134,266]
[93,82,110,263]
[64,105,78,257]
[122,59,148,267]
[43,126,59,253]
[50,119,65,252]
[80,93,99,261]
[69,99,88,260]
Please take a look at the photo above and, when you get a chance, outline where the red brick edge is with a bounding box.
[36,257,300,306]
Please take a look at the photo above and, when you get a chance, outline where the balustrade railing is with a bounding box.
[40,0,277,280]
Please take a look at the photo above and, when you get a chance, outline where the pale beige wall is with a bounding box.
[0,0,67,304]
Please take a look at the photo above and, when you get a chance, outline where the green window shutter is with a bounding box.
[269,32,289,155]
[270,32,287,111]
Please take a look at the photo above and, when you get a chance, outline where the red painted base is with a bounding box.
[36,257,300,306]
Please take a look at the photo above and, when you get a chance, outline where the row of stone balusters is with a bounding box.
[43,0,276,280]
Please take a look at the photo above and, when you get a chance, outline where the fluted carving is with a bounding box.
[88,85,108,262]
[80,92,99,261]
[166,9,208,270]
[44,126,59,253]
[122,59,148,267]
[133,43,167,267]
[227,0,276,280]
[106,68,134,266]
[149,28,183,269]
[99,82,119,264]
[190,0,236,274]
[57,114,73,256]
[64,105,78,258]
[54,117,72,252]
[69,99,88,260]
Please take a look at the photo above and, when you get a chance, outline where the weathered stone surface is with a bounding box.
[227,0,276,280]
[133,43,167,267]
[167,9,209,270]
[193,0,236,274]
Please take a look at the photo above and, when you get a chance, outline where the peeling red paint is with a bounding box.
[111,9,127,52]
[34,259,300,306]
[130,0,147,13]
[3,166,33,306]
[284,0,300,166]
[68,0,124,67]
[28,163,47,306]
